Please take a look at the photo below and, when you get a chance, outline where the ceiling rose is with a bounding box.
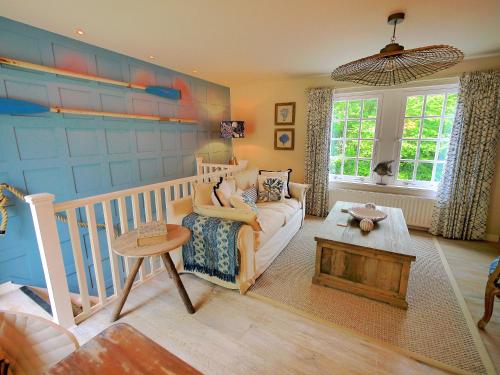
[331,13,464,86]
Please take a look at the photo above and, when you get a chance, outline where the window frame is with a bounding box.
[329,92,384,183]
[393,84,458,188]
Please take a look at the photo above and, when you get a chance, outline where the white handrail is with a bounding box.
[25,157,247,327]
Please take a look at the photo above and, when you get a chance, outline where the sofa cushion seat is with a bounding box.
[256,198,301,222]
[255,208,286,249]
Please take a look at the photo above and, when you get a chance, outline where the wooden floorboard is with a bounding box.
[71,272,445,374]
[438,236,500,373]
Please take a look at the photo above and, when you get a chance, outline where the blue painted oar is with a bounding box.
[0,97,49,114]
[0,56,181,100]
[0,97,197,124]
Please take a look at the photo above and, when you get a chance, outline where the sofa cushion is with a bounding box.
[259,169,292,198]
[213,177,236,207]
[255,208,286,248]
[257,198,301,223]
[193,181,217,207]
[194,205,261,231]
[233,168,259,190]
[257,175,287,202]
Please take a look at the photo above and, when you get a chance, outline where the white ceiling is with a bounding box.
[1,0,499,86]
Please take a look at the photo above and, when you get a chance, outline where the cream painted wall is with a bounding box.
[231,55,500,236]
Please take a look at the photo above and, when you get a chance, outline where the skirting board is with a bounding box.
[485,233,499,242]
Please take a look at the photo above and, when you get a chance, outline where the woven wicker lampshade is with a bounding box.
[331,13,464,86]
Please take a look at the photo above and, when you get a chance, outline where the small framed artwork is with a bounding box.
[275,102,295,125]
[274,128,295,150]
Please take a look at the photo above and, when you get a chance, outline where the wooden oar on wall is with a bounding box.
[0,56,181,100]
[0,97,197,124]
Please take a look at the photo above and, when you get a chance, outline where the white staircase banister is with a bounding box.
[25,193,75,328]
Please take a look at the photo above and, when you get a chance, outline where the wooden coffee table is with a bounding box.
[312,201,416,309]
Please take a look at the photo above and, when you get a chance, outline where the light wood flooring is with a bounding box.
[1,231,499,374]
[438,236,500,373]
[71,272,445,375]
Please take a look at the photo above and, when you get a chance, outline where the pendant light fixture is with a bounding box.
[331,13,464,86]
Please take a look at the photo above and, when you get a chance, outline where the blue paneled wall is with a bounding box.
[0,17,232,288]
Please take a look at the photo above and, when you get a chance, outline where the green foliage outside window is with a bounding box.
[330,98,378,177]
[397,92,457,184]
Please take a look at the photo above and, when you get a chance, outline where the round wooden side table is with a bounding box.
[111,224,195,321]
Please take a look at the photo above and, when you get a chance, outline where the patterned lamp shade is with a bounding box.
[220,121,245,138]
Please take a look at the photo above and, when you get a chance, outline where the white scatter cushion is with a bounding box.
[257,175,287,202]
[213,178,236,207]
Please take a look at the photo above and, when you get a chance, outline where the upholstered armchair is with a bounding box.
[478,257,500,329]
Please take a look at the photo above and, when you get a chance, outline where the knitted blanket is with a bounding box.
[182,212,243,283]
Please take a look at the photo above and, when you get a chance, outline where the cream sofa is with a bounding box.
[169,168,308,294]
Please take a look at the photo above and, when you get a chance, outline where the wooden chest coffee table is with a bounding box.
[312,201,416,309]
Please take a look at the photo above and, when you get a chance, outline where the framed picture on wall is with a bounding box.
[275,102,295,125]
[274,128,295,150]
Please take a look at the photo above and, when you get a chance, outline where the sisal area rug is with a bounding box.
[248,217,494,375]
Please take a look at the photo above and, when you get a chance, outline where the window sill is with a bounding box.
[329,179,437,199]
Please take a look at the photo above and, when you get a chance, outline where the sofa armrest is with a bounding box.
[289,182,310,206]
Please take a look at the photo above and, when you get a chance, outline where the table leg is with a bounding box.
[161,252,195,314]
[112,257,144,322]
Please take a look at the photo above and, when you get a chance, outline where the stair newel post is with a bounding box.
[25,193,75,328]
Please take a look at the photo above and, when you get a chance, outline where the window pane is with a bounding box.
[346,120,360,138]
[424,94,444,116]
[401,140,417,159]
[442,118,454,137]
[347,100,362,118]
[416,163,433,181]
[445,93,458,116]
[333,101,346,119]
[422,118,440,138]
[330,157,342,174]
[405,96,424,117]
[438,141,449,160]
[434,163,444,182]
[362,99,377,118]
[344,159,356,175]
[358,160,371,177]
[398,162,414,180]
[345,140,358,157]
[403,119,420,138]
[359,140,373,158]
[330,140,344,156]
[360,120,376,138]
[419,141,437,160]
[332,120,344,138]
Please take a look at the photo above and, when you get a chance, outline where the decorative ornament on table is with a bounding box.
[365,202,376,209]
[359,218,374,232]
[373,160,393,185]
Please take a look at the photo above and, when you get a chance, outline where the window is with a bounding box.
[330,96,380,181]
[397,90,458,185]
[329,84,458,189]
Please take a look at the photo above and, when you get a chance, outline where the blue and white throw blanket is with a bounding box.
[182,212,243,283]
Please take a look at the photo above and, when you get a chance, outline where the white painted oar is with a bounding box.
[0,56,181,100]
[0,97,197,124]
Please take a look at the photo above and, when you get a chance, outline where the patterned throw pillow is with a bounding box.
[229,194,258,213]
[259,169,292,198]
[242,186,258,203]
[257,175,286,202]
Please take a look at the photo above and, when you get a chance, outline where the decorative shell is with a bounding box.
[359,218,374,232]
[365,202,376,210]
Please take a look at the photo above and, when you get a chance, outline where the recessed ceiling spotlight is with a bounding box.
[192,70,198,73]
[148,55,155,60]
[75,28,85,36]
